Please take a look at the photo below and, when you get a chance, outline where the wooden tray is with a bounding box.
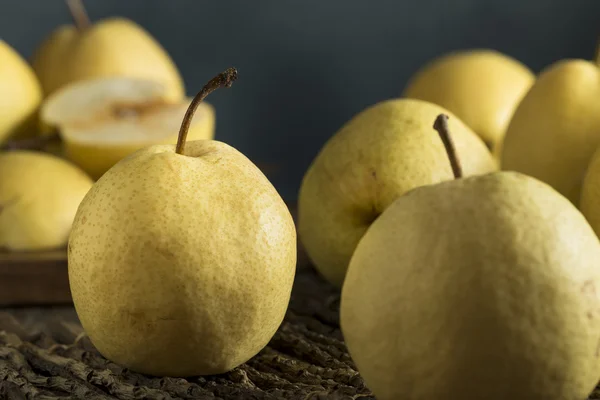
[0,249,70,306]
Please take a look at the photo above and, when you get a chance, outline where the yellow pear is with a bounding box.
[0,40,43,144]
[68,68,297,377]
[298,99,496,287]
[501,59,600,204]
[580,145,600,236]
[31,25,77,99]
[31,0,184,101]
[403,49,535,156]
[341,115,600,400]
[41,76,214,180]
[0,150,93,251]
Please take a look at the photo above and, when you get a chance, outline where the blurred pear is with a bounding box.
[0,40,43,144]
[32,0,184,102]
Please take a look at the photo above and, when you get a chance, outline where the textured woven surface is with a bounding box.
[0,265,373,399]
[3,264,600,399]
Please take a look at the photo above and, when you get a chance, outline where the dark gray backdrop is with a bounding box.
[2,0,600,201]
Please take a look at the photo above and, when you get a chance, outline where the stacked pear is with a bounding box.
[32,0,184,102]
[1,0,188,253]
[0,40,93,253]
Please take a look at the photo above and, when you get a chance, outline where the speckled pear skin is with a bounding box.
[0,150,93,251]
[298,98,497,287]
[68,139,297,377]
[341,171,600,400]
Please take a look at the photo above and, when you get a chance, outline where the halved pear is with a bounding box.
[41,77,215,179]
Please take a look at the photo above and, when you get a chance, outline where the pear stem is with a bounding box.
[66,0,91,31]
[595,38,600,64]
[175,68,238,155]
[433,114,463,179]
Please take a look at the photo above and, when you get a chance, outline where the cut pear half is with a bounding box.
[40,77,215,180]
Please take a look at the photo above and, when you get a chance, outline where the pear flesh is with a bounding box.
[68,140,297,377]
[341,171,600,400]
[298,98,496,287]
[41,77,215,180]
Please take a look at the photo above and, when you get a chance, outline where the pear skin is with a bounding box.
[298,99,496,287]
[501,59,600,204]
[342,116,600,400]
[31,25,79,97]
[404,49,535,157]
[0,150,93,251]
[342,172,600,400]
[0,40,43,143]
[68,69,297,377]
[32,13,184,102]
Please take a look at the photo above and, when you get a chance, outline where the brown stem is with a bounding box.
[66,0,91,31]
[1,133,62,152]
[595,38,600,64]
[175,67,238,155]
[433,114,463,179]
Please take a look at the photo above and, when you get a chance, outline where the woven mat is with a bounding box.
[0,265,373,400]
[3,264,600,400]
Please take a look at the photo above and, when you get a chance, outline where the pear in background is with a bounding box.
[298,99,496,287]
[579,145,600,235]
[0,151,93,251]
[41,76,214,180]
[0,40,43,144]
[32,0,184,102]
[501,59,600,204]
[31,25,76,100]
[341,115,600,400]
[403,49,535,159]
[68,68,297,377]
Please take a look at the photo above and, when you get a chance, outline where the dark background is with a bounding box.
[2,0,599,201]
